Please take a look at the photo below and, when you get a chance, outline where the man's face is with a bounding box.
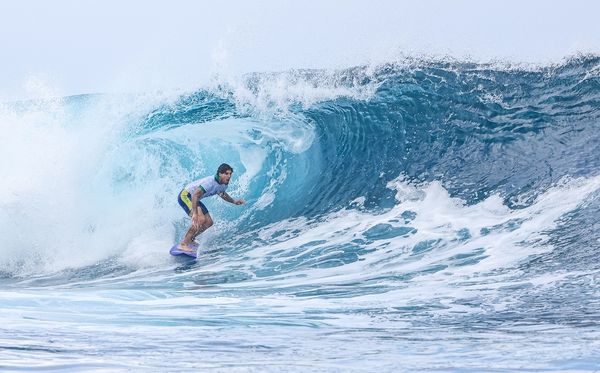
[220,170,233,184]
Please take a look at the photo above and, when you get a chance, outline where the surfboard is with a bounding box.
[170,242,199,258]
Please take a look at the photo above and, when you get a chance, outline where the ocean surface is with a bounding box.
[1,56,600,371]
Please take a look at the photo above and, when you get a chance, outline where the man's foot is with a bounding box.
[177,243,197,253]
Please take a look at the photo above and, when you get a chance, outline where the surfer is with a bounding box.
[177,163,245,252]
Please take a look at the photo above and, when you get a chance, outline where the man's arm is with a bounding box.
[192,189,204,213]
[190,188,205,229]
[219,192,245,205]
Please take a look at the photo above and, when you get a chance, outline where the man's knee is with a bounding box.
[194,214,206,228]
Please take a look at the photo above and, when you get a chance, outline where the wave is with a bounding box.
[1,55,599,279]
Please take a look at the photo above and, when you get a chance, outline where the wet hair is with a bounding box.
[217,163,233,174]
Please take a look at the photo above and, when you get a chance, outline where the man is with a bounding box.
[177,163,245,252]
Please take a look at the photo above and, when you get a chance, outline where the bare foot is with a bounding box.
[178,243,196,253]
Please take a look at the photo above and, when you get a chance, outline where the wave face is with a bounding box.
[1,56,600,370]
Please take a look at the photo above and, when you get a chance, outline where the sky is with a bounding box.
[1,0,600,101]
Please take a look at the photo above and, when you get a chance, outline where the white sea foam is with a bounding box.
[0,93,196,275]
[204,174,600,315]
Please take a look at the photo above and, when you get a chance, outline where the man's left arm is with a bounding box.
[219,192,245,205]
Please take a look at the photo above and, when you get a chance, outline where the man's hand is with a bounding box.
[234,199,246,205]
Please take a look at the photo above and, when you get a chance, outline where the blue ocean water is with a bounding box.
[1,56,600,371]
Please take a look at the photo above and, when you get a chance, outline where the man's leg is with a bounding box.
[178,190,198,250]
[191,213,214,243]
[181,209,206,248]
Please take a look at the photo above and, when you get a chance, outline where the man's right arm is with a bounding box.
[191,189,204,213]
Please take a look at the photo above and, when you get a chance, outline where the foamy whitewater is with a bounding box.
[1,56,600,371]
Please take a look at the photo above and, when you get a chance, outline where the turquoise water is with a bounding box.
[1,56,600,371]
